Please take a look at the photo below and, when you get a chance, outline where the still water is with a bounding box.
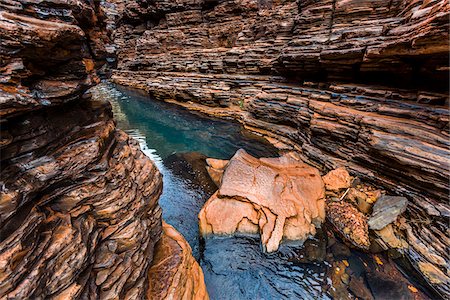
[90,83,429,300]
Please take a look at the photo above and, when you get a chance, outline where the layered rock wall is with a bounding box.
[0,1,206,298]
[108,0,449,296]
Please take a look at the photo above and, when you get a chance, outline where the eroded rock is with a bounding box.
[326,201,370,250]
[0,1,209,298]
[199,149,326,252]
[147,222,209,300]
[104,0,448,296]
[322,167,352,192]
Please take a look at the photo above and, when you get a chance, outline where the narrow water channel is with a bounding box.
[90,83,433,300]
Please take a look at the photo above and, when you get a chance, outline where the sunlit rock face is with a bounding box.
[108,0,449,296]
[0,1,206,299]
[199,149,326,253]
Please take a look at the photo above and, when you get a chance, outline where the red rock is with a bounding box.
[326,201,370,250]
[199,149,326,253]
[147,222,209,300]
[322,167,352,192]
[0,1,208,298]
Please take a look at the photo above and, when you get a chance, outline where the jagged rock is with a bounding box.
[368,196,408,230]
[0,1,208,298]
[147,222,209,300]
[326,201,370,250]
[198,149,326,253]
[322,167,352,192]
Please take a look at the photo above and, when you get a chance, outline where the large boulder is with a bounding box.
[198,149,326,253]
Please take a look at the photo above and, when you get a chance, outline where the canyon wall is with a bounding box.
[109,0,450,297]
[0,1,206,299]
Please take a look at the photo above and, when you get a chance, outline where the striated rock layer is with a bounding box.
[199,149,326,253]
[0,1,207,299]
[108,0,449,296]
[148,222,209,300]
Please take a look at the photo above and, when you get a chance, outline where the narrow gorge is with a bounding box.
[1,0,449,299]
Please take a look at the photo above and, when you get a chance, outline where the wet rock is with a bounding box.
[165,152,218,196]
[328,260,353,300]
[368,196,408,230]
[147,222,209,300]
[322,167,352,192]
[326,201,370,250]
[349,277,374,300]
[199,149,326,253]
[330,241,352,260]
[366,271,412,300]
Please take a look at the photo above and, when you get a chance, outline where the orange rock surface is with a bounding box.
[199,149,326,252]
[147,222,209,300]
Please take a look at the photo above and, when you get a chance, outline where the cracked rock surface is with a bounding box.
[199,149,326,253]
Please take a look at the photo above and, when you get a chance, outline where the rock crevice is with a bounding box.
[0,1,207,298]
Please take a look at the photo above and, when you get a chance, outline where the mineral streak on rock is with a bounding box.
[199,149,326,253]
[108,0,449,294]
[0,1,207,299]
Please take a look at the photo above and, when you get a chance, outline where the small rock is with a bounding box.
[368,196,408,230]
[327,201,370,250]
[206,158,228,170]
[347,188,366,204]
[365,189,382,204]
[322,167,352,191]
[357,197,372,215]
[374,224,407,249]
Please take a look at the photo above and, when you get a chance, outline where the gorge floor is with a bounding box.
[90,83,436,300]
